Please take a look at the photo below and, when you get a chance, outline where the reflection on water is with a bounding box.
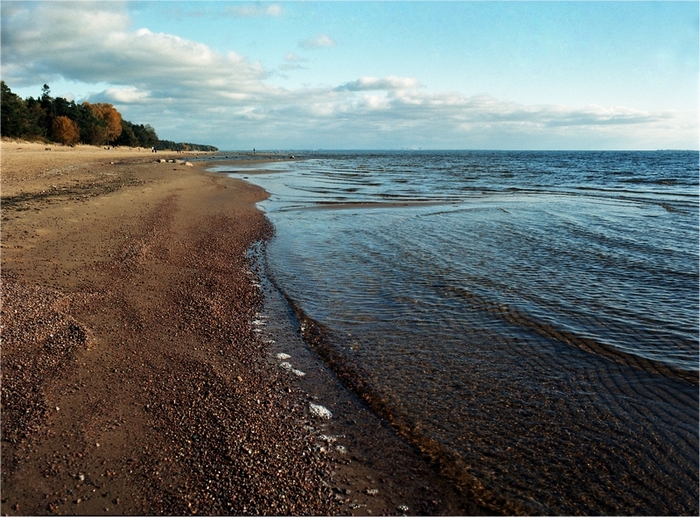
[213,151,699,514]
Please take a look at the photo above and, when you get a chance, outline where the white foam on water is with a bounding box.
[276,353,291,360]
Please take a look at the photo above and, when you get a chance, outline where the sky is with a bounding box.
[1,1,698,150]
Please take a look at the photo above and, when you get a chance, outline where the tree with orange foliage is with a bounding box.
[83,102,122,144]
[52,116,80,146]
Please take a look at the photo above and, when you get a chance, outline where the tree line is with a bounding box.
[1,82,217,152]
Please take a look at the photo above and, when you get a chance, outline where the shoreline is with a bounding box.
[1,142,476,515]
[215,151,699,515]
[1,142,337,514]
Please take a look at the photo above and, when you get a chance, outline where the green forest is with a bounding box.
[1,82,218,152]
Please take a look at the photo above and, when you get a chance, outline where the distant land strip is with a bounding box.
[1,81,217,152]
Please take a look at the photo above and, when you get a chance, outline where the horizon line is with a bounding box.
[214,148,699,153]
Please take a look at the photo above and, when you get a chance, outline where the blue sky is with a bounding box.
[2,1,698,150]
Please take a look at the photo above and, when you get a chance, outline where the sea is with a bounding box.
[210,150,699,515]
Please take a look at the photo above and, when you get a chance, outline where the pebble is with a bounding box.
[0,174,346,516]
[309,403,332,419]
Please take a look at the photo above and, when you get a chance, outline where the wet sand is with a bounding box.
[0,142,477,515]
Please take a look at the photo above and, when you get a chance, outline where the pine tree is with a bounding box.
[1,81,29,138]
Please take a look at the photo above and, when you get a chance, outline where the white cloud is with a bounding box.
[299,34,336,49]
[226,4,283,18]
[102,86,150,104]
[338,76,421,92]
[1,1,695,149]
[284,53,307,63]
[1,2,268,96]
[360,94,391,111]
[280,53,308,71]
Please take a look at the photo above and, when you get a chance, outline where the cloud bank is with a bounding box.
[338,77,421,92]
[1,1,695,149]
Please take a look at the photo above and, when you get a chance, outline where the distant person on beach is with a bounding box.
[253,148,256,154]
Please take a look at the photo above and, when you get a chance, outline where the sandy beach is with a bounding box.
[1,141,478,516]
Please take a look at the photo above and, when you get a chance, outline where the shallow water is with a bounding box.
[213,151,699,514]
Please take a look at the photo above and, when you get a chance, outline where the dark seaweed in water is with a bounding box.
[217,151,699,515]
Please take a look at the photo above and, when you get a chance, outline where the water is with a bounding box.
[212,151,699,515]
